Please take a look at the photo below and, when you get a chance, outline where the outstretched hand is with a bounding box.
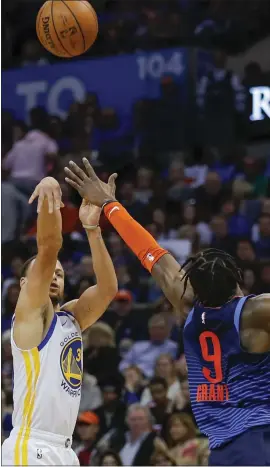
[64,158,117,207]
[29,177,64,213]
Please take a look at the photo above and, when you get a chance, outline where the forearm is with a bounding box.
[37,199,62,250]
[103,201,168,272]
[86,227,117,294]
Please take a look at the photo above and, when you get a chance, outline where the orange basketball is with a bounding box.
[36,0,98,58]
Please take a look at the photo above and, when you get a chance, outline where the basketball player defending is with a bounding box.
[2,176,118,466]
[65,159,270,466]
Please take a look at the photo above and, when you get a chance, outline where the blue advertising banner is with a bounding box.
[2,48,211,121]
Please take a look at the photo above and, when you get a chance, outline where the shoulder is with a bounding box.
[60,299,78,313]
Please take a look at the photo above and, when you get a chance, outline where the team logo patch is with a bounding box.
[60,337,82,389]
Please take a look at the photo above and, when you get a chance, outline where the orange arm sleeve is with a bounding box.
[103,201,168,273]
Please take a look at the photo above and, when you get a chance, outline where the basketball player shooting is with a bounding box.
[2,176,118,466]
[65,159,270,466]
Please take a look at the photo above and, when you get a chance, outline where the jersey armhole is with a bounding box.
[233,296,249,335]
[184,308,194,328]
[11,313,57,353]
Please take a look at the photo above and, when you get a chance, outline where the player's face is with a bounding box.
[49,261,64,303]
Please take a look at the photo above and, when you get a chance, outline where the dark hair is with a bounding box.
[20,255,37,278]
[149,376,168,390]
[99,450,123,466]
[181,248,243,307]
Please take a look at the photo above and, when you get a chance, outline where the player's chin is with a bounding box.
[49,290,60,302]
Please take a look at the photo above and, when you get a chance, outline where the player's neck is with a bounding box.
[53,303,61,313]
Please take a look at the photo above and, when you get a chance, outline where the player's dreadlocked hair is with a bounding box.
[181,248,243,307]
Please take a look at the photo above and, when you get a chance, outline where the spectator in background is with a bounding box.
[3,109,58,196]
[119,314,178,378]
[84,322,120,382]
[162,413,201,465]
[209,215,235,254]
[141,354,182,406]
[79,373,103,413]
[147,377,176,429]
[253,214,270,259]
[119,181,148,224]
[256,262,270,294]
[2,256,23,298]
[197,49,245,147]
[95,380,126,439]
[167,160,193,202]
[2,283,20,333]
[99,450,123,466]
[134,167,154,204]
[74,411,100,466]
[123,366,146,406]
[1,170,29,246]
[195,172,228,221]
[111,404,157,466]
[236,239,256,263]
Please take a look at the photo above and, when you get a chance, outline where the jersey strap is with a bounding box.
[233,295,255,335]
[38,314,57,351]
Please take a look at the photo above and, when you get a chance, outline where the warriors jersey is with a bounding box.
[11,310,82,440]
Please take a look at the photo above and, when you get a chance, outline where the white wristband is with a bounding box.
[83,224,99,230]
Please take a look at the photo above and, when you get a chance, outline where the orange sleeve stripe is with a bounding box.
[104,202,168,272]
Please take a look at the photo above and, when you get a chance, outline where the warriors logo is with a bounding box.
[60,337,82,390]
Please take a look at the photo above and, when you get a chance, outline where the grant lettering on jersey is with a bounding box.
[60,332,82,398]
[196,383,229,402]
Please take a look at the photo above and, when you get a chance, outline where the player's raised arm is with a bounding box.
[64,171,118,330]
[65,159,193,309]
[16,177,63,319]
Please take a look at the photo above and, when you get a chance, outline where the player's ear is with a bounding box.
[20,277,26,288]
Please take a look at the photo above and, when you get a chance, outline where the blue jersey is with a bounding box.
[183,295,270,449]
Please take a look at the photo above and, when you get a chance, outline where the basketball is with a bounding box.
[36,0,98,58]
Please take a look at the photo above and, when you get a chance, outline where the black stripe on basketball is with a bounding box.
[61,0,86,53]
[80,1,98,33]
[51,0,73,57]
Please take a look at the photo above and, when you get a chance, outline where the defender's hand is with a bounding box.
[79,199,101,227]
[64,158,117,207]
[29,177,64,213]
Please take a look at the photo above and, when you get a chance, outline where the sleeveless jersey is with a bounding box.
[11,310,82,439]
[183,295,270,449]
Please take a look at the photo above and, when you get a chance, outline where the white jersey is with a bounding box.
[11,310,82,440]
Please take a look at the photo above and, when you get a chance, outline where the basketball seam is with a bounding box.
[80,1,99,33]
[51,0,72,57]
[61,0,86,54]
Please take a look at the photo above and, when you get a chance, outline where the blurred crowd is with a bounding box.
[2,0,270,68]
[2,0,270,466]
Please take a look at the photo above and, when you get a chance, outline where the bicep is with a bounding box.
[152,254,193,308]
[73,285,113,331]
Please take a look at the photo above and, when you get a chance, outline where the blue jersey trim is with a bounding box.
[184,308,194,328]
[38,313,57,351]
[234,296,249,334]
[56,311,69,317]
[61,310,74,317]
